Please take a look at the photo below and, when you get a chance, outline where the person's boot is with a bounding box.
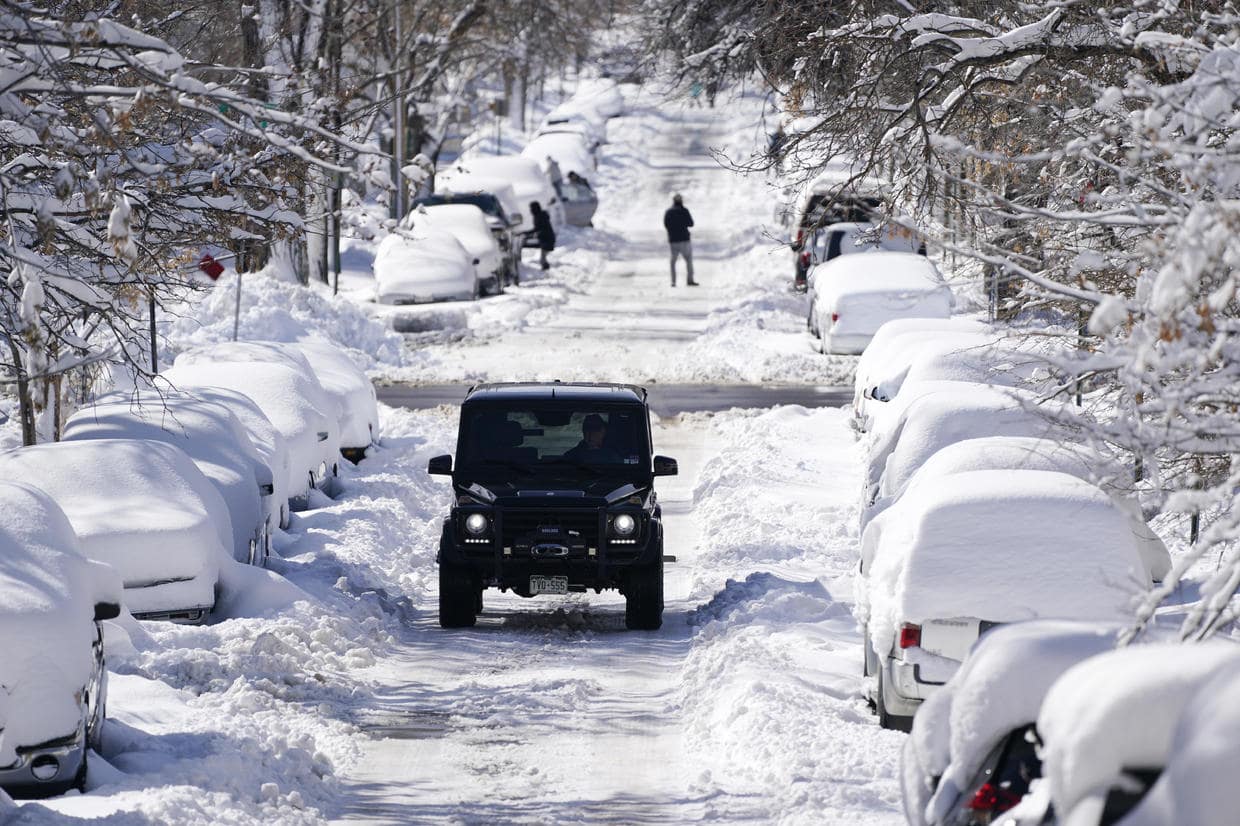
[687,279,700,286]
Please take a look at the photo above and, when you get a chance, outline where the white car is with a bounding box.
[417,184,523,283]
[862,435,1172,581]
[810,253,954,354]
[413,203,505,295]
[0,482,122,797]
[522,132,596,179]
[572,77,625,118]
[1035,642,1240,825]
[0,439,229,622]
[861,382,1058,505]
[165,384,294,529]
[535,112,605,151]
[64,392,273,566]
[801,220,927,290]
[902,620,1119,826]
[173,338,378,464]
[373,222,479,303]
[852,317,993,427]
[439,155,563,237]
[163,357,342,504]
[859,470,1149,730]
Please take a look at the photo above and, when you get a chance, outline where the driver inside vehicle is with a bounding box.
[563,414,623,463]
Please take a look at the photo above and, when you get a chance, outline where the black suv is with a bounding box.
[428,382,677,630]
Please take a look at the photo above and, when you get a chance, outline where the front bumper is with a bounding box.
[0,731,86,798]
[439,511,662,594]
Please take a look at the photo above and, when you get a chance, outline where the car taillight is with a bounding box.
[967,781,1022,814]
[898,623,921,649]
[799,250,811,267]
[831,312,839,323]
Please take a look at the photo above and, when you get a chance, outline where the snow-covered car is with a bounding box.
[439,155,564,239]
[286,337,381,463]
[1121,657,1240,825]
[862,435,1171,581]
[1034,642,1240,825]
[800,220,926,291]
[414,186,522,284]
[0,482,122,797]
[64,392,273,566]
[859,470,1148,731]
[572,77,625,119]
[522,132,596,179]
[413,203,505,295]
[163,357,342,504]
[901,620,1119,826]
[852,317,993,428]
[861,383,1060,507]
[534,118,603,152]
[788,164,886,281]
[164,384,294,529]
[810,253,955,354]
[373,222,480,303]
[0,440,229,622]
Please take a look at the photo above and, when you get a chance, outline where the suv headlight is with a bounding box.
[612,514,636,536]
[465,513,490,535]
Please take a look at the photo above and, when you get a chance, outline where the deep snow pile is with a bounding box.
[679,405,904,824]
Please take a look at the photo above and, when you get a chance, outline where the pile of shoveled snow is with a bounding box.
[677,405,904,824]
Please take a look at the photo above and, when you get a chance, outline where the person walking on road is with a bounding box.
[530,201,556,271]
[664,194,698,287]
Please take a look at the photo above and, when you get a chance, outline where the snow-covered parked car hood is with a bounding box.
[373,226,476,303]
[0,440,226,617]
[0,482,121,768]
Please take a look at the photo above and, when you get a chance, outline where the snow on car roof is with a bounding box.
[868,470,1146,633]
[874,385,1061,499]
[1038,642,1240,819]
[522,132,594,178]
[922,621,1121,825]
[448,155,547,189]
[1122,658,1240,825]
[415,203,493,248]
[857,318,993,387]
[0,439,229,587]
[813,252,944,297]
[374,225,472,283]
[288,337,379,449]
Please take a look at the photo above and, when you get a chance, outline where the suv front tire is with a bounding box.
[439,564,478,628]
[624,556,664,630]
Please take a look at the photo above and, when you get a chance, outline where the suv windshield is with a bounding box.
[457,404,650,478]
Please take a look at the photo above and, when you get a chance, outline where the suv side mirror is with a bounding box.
[652,455,678,477]
[428,454,453,476]
[94,601,121,621]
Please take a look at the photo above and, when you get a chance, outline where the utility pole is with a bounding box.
[392,0,406,220]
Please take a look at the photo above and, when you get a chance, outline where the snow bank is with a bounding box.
[163,356,341,500]
[919,621,1120,824]
[863,470,1146,657]
[64,393,269,564]
[1124,658,1240,826]
[0,483,121,767]
[0,440,226,616]
[162,269,405,371]
[1038,642,1240,821]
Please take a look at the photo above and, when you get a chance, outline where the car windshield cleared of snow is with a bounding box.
[457,404,650,476]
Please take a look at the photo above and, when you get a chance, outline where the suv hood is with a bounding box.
[459,479,646,506]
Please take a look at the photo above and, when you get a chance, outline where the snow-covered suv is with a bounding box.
[428,382,677,630]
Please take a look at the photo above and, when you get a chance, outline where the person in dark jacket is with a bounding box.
[530,201,556,270]
[663,194,697,286]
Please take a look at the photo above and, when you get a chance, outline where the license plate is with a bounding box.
[920,618,982,660]
[530,575,568,595]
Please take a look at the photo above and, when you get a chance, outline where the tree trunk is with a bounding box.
[8,340,35,446]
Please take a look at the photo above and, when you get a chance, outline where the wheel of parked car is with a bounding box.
[439,564,478,628]
[624,555,664,631]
